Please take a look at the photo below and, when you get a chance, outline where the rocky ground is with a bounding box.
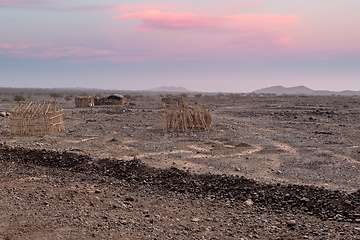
[0,92,359,239]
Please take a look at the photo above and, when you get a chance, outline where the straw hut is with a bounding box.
[10,101,64,135]
[75,96,94,108]
[104,94,125,105]
[162,97,211,132]
[94,96,102,106]
[94,94,126,106]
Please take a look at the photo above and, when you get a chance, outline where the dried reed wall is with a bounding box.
[75,96,94,108]
[10,101,64,135]
[162,98,211,132]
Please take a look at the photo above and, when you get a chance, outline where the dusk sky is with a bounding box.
[1,0,359,92]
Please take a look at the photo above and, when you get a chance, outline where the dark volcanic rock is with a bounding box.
[1,146,359,224]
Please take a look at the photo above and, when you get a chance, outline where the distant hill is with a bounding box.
[254,85,313,95]
[147,86,191,92]
[253,86,360,96]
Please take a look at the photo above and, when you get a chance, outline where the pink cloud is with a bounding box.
[116,10,299,32]
[228,14,298,24]
[118,10,221,31]
[115,10,300,56]
[0,42,114,59]
[0,42,52,50]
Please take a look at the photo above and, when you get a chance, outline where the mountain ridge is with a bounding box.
[253,86,360,96]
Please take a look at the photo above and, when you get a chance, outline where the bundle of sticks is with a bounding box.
[162,97,211,132]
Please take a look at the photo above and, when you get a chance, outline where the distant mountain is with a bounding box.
[253,85,313,95]
[147,86,191,92]
[253,86,360,96]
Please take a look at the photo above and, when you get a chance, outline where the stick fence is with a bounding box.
[10,101,64,135]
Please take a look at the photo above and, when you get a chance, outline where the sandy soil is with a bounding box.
[0,92,359,239]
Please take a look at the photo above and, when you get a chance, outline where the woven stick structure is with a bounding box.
[75,96,94,108]
[10,101,64,135]
[162,97,211,132]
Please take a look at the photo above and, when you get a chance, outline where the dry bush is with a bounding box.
[13,95,26,102]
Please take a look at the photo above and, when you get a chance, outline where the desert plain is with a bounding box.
[0,89,359,239]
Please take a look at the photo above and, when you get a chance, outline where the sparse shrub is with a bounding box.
[195,94,202,98]
[64,95,73,101]
[137,94,145,100]
[14,95,26,102]
[124,94,133,100]
[50,93,63,101]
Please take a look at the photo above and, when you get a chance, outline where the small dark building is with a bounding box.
[94,94,125,106]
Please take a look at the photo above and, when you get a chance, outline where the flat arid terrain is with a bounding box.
[0,90,359,239]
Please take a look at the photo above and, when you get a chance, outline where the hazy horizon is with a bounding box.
[1,1,359,92]
[1,85,360,95]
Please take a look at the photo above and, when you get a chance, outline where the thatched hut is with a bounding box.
[162,97,211,132]
[104,94,125,105]
[94,94,125,106]
[10,101,64,135]
[75,96,94,108]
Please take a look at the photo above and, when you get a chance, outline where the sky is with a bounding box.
[1,0,359,92]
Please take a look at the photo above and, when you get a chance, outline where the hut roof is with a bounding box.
[11,101,62,116]
[107,94,124,100]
